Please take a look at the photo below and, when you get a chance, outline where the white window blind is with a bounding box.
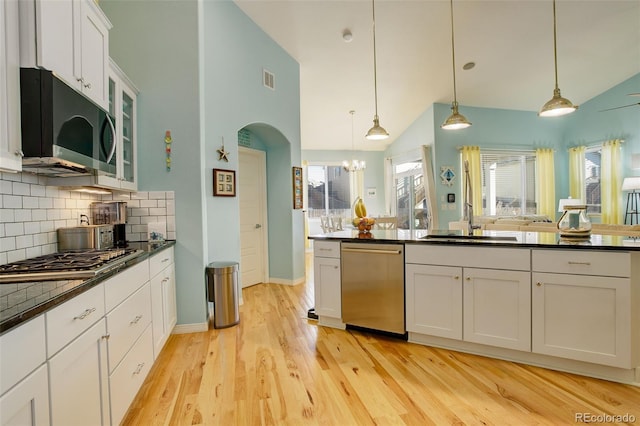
[480,151,536,216]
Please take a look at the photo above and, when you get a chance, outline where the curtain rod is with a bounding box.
[568,139,625,150]
[455,146,548,153]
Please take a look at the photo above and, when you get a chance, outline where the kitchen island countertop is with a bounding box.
[0,240,176,334]
[309,229,640,251]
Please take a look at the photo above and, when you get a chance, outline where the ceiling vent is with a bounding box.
[263,69,275,90]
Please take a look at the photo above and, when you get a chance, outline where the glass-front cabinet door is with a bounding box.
[108,59,138,191]
[121,89,135,186]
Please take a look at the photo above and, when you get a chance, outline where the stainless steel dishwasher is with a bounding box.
[341,242,405,335]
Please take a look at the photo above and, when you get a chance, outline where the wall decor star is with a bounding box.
[217,137,230,162]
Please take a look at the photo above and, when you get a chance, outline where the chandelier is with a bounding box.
[343,110,366,172]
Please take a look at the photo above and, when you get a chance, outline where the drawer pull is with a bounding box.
[74,307,96,320]
[161,258,170,263]
[318,248,332,251]
[568,261,591,266]
[102,334,110,340]
[133,363,145,375]
[130,315,143,325]
[162,278,170,284]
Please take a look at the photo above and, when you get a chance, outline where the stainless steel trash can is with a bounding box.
[205,261,240,328]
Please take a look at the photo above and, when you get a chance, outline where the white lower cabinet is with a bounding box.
[405,264,462,339]
[405,245,531,351]
[313,241,342,321]
[463,268,531,351]
[109,326,154,425]
[532,272,632,368]
[0,364,49,426]
[531,249,635,369]
[150,247,176,358]
[48,319,110,426]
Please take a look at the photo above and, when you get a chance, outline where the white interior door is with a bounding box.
[239,147,268,288]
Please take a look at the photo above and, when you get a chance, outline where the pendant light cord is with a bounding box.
[552,0,559,91]
[449,0,458,104]
[350,110,355,152]
[372,0,379,117]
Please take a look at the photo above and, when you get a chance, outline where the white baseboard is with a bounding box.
[172,323,208,334]
[269,275,306,286]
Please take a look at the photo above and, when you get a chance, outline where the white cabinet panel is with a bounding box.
[313,256,341,319]
[532,249,630,277]
[48,319,110,426]
[532,272,631,368]
[313,241,340,258]
[405,264,462,339]
[405,245,530,271]
[46,283,105,357]
[106,282,152,373]
[0,364,49,426]
[0,0,22,172]
[150,246,174,278]
[0,316,46,395]
[104,259,149,312]
[463,268,531,351]
[109,325,154,426]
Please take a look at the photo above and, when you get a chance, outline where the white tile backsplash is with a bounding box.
[0,172,176,265]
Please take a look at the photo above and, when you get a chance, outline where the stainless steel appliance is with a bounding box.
[0,248,143,283]
[341,243,405,335]
[57,225,114,250]
[90,201,128,247]
[20,68,117,177]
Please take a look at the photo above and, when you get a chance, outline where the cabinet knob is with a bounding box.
[536,282,542,287]
[83,82,92,89]
[101,334,110,340]
[76,77,84,83]
[453,275,460,280]
[465,277,471,281]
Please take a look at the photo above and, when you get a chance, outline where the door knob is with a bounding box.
[255,224,262,229]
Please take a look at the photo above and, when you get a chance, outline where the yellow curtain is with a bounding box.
[568,146,586,201]
[601,139,623,224]
[460,146,482,216]
[535,148,555,220]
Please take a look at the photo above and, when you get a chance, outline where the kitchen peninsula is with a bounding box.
[309,229,640,386]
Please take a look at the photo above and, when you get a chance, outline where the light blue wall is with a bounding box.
[563,73,640,171]
[103,0,303,326]
[201,1,302,283]
[301,150,386,216]
[101,0,206,325]
[383,74,639,228]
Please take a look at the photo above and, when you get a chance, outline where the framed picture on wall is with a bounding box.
[292,166,303,209]
[213,168,236,196]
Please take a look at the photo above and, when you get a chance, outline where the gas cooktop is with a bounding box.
[0,248,143,283]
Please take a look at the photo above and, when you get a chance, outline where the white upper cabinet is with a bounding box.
[19,0,112,110]
[0,0,23,172]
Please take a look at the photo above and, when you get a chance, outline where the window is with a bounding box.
[307,165,351,233]
[585,147,601,214]
[394,160,428,230]
[480,151,536,216]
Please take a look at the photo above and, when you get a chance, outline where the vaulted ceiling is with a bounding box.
[234,0,640,151]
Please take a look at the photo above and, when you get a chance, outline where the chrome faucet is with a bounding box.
[463,160,480,235]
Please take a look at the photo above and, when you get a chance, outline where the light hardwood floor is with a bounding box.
[122,257,640,425]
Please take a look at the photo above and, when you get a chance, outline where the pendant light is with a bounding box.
[539,0,578,117]
[365,0,389,141]
[441,0,471,130]
[343,110,366,172]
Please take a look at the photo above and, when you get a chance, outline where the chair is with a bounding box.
[374,217,397,230]
[320,216,334,233]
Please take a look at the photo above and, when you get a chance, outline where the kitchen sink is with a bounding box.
[420,234,518,242]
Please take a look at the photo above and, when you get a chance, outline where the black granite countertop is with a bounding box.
[0,241,176,335]
[309,229,640,251]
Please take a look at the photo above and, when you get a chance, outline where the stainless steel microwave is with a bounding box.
[20,68,117,177]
